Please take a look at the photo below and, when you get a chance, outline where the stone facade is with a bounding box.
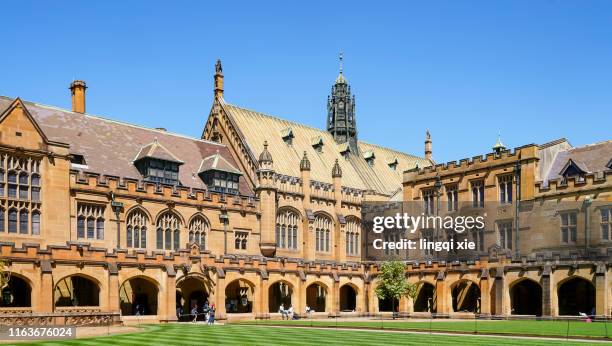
[0,60,609,326]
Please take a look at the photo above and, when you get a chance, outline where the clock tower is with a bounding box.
[327,52,358,153]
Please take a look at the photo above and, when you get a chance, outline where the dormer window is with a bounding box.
[281,127,294,146]
[387,158,399,170]
[363,151,375,167]
[311,136,324,153]
[198,151,242,195]
[70,154,87,166]
[133,139,183,185]
[136,159,180,185]
[606,159,612,170]
[339,143,351,159]
[559,159,587,183]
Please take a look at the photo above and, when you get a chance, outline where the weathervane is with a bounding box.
[339,51,344,74]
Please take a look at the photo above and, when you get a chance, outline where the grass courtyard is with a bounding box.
[238,318,612,339]
[5,323,606,346]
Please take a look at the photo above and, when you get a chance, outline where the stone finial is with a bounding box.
[214,59,224,99]
[215,59,223,74]
[332,159,342,178]
[425,129,432,161]
[258,141,273,165]
[300,151,311,171]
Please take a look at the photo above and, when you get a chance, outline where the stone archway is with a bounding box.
[268,281,293,313]
[54,275,100,307]
[119,277,159,316]
[451,279,480,313]
[413,282,436,312]
[0,275,31,307]
[176,276,212,321]
[339,284,357,311]
[225,279,255,314]
[558,277,595,316]
[510,279,542,316]
[306,282,327,312]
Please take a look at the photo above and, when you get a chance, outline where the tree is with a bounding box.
[374,261,416,318]
[0,259,10,290]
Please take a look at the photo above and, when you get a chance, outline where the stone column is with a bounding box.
[541,266,552,316]
[479,269,490,315]
[595,263,607,316]
[259,276,269,315]
[435,272,448,314]
[108,270,120,313]
[40,260,54,313]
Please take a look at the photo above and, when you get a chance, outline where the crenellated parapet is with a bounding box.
[70,170,259,212]
[535,170,611,196]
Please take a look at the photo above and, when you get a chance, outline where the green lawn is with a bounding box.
[239,319,611,339]
[7,324,603,346]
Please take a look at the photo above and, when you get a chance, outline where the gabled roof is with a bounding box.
[133,138,184,164]
[198,151,242,175]
[559,158,588,177]
[216,101,431,194]
[542,140,612,184]
[0,96,252,195]
[0,98,66,147]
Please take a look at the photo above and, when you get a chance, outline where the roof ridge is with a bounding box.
[0,95,226,147]
[563,139,612,152]
[223,101,426,160]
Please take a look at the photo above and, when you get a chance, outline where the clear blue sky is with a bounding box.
[1,1,610,163]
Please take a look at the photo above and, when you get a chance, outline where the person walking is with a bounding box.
[208,304,216,325]
[191,304,199,323]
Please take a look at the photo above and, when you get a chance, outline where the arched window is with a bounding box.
[0,208,4,232]
[31,212,40,235]
[314,214,333,253]
[8,209,17,233]
[345,218,360,256]
[157,212,180,250]
[76,204,105,240]
[189,216,209,249]
[126,209,148,248]
[276,209,299,249]
[19,210,28,234]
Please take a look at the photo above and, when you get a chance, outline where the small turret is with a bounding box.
[492,135,506,154]
[300,151,311,171]
[332,159,342,178]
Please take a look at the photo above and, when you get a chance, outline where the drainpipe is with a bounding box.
[110,192,124,250]
[584,196,592,255]
[220,208,229,255]
[514,161,521,258]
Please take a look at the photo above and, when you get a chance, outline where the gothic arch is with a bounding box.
[277,206,303,220]
[54,274,101,307]
[449,279,481,313]
[268,280,295,312]
[339,283,358,311]
[119,275,160,316]
[306,281,329,312]
[0,273,32,307]
[124,205,153,222]
[186,212,211,227]
[225,278,256,314]
[509,277,542,316]
[155,208,185,226]
[557,276,595,316]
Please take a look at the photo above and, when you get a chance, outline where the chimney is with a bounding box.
[69,80,87,113]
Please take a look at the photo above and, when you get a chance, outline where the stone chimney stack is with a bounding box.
[70,80,87,113]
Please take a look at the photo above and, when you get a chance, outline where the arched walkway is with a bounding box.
[558,277,595,316]
[451,280,480,313]
[119,277,159,316]
[339,284,357,311]
[306,283,327,312]
[0,275,31,307]
[54,275,100,307]
[378,296,399,312]
[268,281,293,312]
[510,279,542,316]
[225,279,254,314]
[177,276,212,321]
[413,282,436,312]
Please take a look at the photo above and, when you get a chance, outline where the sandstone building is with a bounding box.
[0,58,609,325]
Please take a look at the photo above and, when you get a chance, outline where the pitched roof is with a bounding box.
[219,101,430,194]
[198,151,242,175]
[542,140,612,184]
[0,96,252,195]
[133,138,184,164]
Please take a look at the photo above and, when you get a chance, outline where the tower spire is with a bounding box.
[214,59,224,99]
[328,52,357,153]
